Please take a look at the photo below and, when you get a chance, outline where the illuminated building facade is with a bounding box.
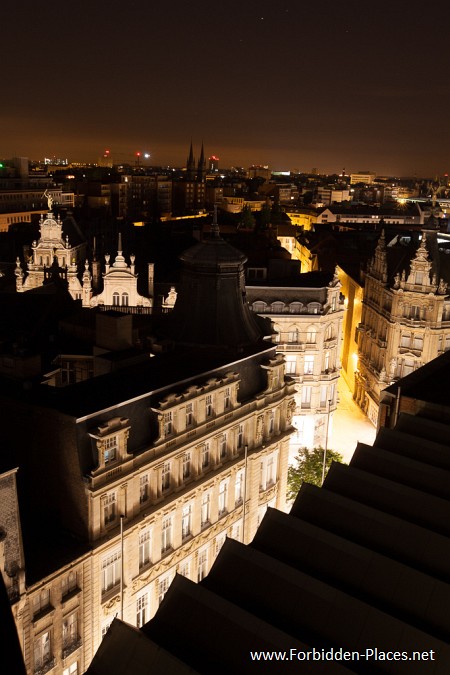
[247,270,343,448]
[7,227,295,675]
[355,228,450,425]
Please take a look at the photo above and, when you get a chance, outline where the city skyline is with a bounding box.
[3,0,450,175]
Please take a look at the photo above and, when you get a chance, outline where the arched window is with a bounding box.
[122,293,129,306]
[307,302,321,314]
[306,326,316,343]
[289,302,303,314]
[271,302,285,314]
[252,301,267,313]
[112,292,120,306]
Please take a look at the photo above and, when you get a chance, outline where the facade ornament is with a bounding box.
[438,278,448,294]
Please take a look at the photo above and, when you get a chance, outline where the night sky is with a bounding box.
[2,0,450,175]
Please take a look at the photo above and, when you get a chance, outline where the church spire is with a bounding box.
[186,140,195,180]
[197,141,206,182]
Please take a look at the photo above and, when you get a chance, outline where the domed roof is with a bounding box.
[180,213,246,269]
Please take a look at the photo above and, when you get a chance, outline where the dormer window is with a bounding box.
[104,436,117,465]
[163,412,173,437]
[205,395,213,418]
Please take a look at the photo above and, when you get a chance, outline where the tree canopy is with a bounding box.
[287,446,344,502]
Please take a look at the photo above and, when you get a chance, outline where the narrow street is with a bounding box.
[328,376,376,464]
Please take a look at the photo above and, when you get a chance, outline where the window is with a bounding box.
[285,356,296,374]
[163,412,173,437]
[231,520,242,541]
[268,411,275,434]
[161,515,173,553]
[260,453,278,490]
[181,504,192,540]
[33,588,50,616]
[201,493,211,527]
[121,292,129,306]
[308,302,320,314]
[182,452,191,479]
[237,424,244,450]
[301,386,312,408]
[304,355,314,375]
[218,480,228,515]
[213,429,224,461]
[324,351,330,372]
[413,334,423,351]
[34,632,52,671]
[288,329,299,343]
[178,560,190,578]
[400,332,410,348]
[202,443,210,469]
[272,302,285,313]
[158,576,171,605]
[62,612,78,650]
[320,385,328,407]
[197,549,208,581]
[63,664,78,675]
[136,594,148,628]
[185,403,193,427]
[112,291,120,306]
[289,302,302,313]
[224,387,231,410]
[104,436,117,464]
[306,327,316,343]
[205,394,213,418]
[235,471,243,505]
[62,572,77,598]
[101,551,120,594]
[139,474,149,504]
[139,528,151,569]
[411,305,421,320]
[161,462,171,492]
[104,492,117,526]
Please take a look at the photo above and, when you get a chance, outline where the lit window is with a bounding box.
[197,549,208,582]
[235,471,243,505]
[218,480,228,515]
[33,588,50,616]
[159,573,174,606]
[139,529,151,569]
[201,493,211,527]
[62,612,78,651]
[104,436,117,465]
[62,572,77,598]
[34,632,52,672]
[181,504,192,540]
[304,355,314,375]
[136,594,148,628]
[161,516,172,553]
[101,551,120,594]
[63,663,78,675]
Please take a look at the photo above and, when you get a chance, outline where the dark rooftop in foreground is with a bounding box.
[87,403,450,674]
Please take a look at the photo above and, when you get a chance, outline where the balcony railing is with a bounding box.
[62,636,82,659]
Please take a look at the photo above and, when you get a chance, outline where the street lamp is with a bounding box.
[321,398,333,486]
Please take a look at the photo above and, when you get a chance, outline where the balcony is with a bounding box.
[34,658,56,675]
[62,636,82,659]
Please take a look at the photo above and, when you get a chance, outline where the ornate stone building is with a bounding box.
[85,235,152,311]
[247,270,344,448]
[355,228,450,425]
[6,226,295,674]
